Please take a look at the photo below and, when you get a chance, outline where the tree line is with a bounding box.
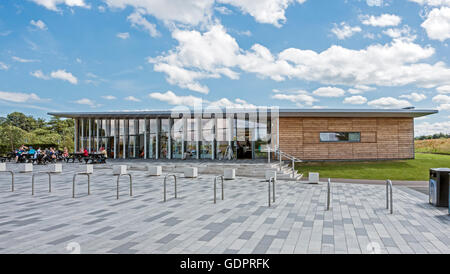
[0,112,74,154]
[415,133,450,140]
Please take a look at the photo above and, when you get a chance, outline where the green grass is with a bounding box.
[295,153,450,181]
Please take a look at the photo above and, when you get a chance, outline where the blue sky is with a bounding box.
[0,0,450,135]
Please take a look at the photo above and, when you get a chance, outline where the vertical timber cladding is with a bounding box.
[278,117,414,160]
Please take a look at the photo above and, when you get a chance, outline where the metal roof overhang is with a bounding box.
[48,109,438,119]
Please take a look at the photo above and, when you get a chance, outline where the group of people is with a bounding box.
[13,145,70,164]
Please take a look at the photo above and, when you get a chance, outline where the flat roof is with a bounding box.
[48,108,438,119]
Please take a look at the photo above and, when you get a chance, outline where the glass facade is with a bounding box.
[73,110,277,160]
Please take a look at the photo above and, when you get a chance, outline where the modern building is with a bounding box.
[49,108,437,161]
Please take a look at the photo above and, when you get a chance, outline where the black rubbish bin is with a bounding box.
[429,168,450,207]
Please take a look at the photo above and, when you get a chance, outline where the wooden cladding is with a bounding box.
[279,117,414,160]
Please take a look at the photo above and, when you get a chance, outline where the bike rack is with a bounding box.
[72,173,91,198]
[327,178,331,211]
[213,175,224,204]
[386,179,393,214]
[0,171,14,192]
[163,174,177,202]
[116,174,132,200]
[31,172,52,196]
[268,177,276,207]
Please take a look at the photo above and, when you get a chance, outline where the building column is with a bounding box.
[155,118,160,160]
[81,119,84,150]
[114,119,118,159]
[144,118,148,159]
[168,118,173,159]
[96,119,100,152]
[196,117,201,159]
[74,118,78,153]
[182,118,187,158]
[123,120,128,159]
[212,117,216,160]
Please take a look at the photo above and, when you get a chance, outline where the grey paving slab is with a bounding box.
[0,162,449,254]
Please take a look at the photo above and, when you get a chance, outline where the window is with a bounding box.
[320,132,361,142]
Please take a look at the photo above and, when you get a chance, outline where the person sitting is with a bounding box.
[100,146,108,158]
[62,147,69,161]
[28,146,37,163]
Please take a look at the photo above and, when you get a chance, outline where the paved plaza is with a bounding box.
[0,162,449,254]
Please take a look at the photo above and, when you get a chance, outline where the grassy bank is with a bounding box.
[415,139,450,155]
[295,153,450,181]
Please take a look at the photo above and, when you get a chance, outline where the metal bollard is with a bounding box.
[163,174,177,202]
[214,175,224,204]
[386,179,393,214]
[327,178,331,211]
[268,177,275,207]
[116,174,132,199]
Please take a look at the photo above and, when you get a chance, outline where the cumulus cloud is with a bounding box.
[127,9,160,37]
[116,32,130,39]
[103,0,214,26]
[0,91,42,103]
[415,121,450,136]
[331,22,361,40]
[343,96,368,105]
[367,97,412,108]
[102,95,117,100]
[361,14,402,27]
[366,0,384,6]
[271,90,318,106]
[217,0,307,27]
[125,96,141,102]
[408,0,450,6]
[50,69,78,84]
[432,94,450,104]
[421,7,450,41]
[30,19,47,30]
[75,98,96,107]
[30,70,50,80]
[149,24,450,93]
[312,87,346,97]
[30,0,90,11]
[0,62,9,70]
[399,92,427,102]
[437,85,450,93]
[149,90,204,106]
[347,85,376,94]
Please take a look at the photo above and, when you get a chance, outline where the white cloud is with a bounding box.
[408,0,450,6]
[149,90,204,106]
[209,97,256,108]
[0,62,9,70]
[347,85,376,94]
[104,0,214,26]
[415,121,450,136]
[150,24,450,93]
[30,19,47,30]
[12,56,39,63]
[361,14,402,27]
[125,96,141,102]
[312,87,346,97]
[0,91,42,103]
[50,69,78,84]
[215,6,232,15]
[382,25,416,41]
[343,96,368,105]
[30,0,90,11]
[421,7,450,41]
[102,95,117,100]
[217,0,307,27]
[438,103,450,110]
[127,9,160,37]
[367,97,412,108]
[331,22,361,40]
[116,32,130,39]
[399,92,427,102]
[366,0,384,6]
[437,85,450,93]
[272,92,318,106]
[432,94,450,104]
[30,70,50,80]
[75,98,96,106]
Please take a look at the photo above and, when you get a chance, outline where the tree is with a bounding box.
[6,112,37,131]
[0,123,28,151]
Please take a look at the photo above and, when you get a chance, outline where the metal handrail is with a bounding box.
[274,146,302,175]
[116,174,132,200]
[72,173,91,198]
[214,175,224,204]
[163,174,177,202]
[31,172,52,196]
[327,178,331,211]
[386,179,393,214]
[268,177,276,207]
[0,171,14,192]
